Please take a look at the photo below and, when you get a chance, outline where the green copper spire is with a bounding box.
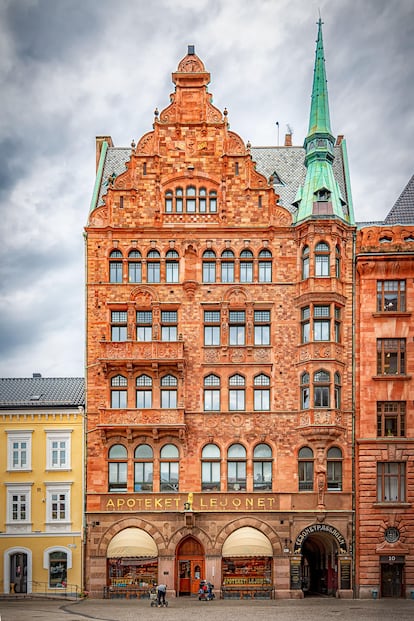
[294,19,353,224]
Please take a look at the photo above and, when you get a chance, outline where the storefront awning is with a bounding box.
[107,528,158,558]
[222,527,273,557]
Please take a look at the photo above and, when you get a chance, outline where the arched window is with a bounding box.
[298,447,314,491]
[136,375,152,409]
[327,447,342,491]
[253,444,272,491]
[199,187,207,212]
[186,186,197,212]
[134,444,153,492]
[165,190,173,212]
[334,372,341,409]
[302,245,310,280]
[229,374,245,411]
[204,374,220,411]
[146,249,160,283]
[128,250,142,283]
[202,249,216,283]
[160,444,179,492]
[315,242,330,277]
[108,444,127,492]
[240,249,253,283]
[160,374,178,409]
[258,249,272,282]
[221,249,235,283]
[109,249,123,283]
[314,370,330,408]
[175,187,183,212]
[201,444,221,491]
[227,444,246,491]
[301,372,310,409]
[110,375,127,408]
[166,249,179,283]
[254,374,270,411]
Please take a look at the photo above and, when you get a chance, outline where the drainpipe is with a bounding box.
[351,229,357,598]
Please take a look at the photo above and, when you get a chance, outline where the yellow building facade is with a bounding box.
[0,375,85,596]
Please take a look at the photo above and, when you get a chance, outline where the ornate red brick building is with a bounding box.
[85,22,356,599]
[355,176,414,598]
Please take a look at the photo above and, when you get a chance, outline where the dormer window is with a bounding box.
[316,188,330,201]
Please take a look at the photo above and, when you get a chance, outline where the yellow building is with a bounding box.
[0,374,85,596]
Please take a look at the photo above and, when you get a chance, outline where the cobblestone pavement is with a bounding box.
[1,597,413,621]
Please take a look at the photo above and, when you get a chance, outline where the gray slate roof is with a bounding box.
[96,144,348,216]
[0,377,85,409]
[384,174,414,225]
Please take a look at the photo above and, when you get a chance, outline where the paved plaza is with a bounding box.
[1,597,414,621]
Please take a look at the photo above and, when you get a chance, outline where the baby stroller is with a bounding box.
[198,580,215,601]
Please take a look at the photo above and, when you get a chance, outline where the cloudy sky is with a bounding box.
[0,0,413,378]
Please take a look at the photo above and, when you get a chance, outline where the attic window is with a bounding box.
[271,171,283,185]
[30,395,41,401]
[315,189,330,202]
[379,236,392,243]
[404,236,414,242]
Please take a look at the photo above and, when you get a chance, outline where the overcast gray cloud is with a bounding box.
[0,0,413,377]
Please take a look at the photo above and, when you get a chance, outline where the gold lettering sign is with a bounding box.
[102,493,277,512]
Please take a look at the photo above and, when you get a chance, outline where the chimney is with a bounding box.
[95,135,114,172]
[284,133,292,147]
[33,373,42,378]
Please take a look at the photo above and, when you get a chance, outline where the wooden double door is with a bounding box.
[177,537,205,596]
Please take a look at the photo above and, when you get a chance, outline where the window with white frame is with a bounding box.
[6,484,32,531]
[45,484,71,526]
[7,431,32,471]
[46,431,71,470]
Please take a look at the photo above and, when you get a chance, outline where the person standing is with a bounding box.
[157,583,167,606]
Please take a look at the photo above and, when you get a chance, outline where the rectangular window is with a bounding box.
[204,310,220,346]
[161,311,177,341]
[377,462,406,502]
[299,462,314,491]
[136,311,153,341]
[109,463,127,492]
[46,432,71,470]
[229,389,245,411]
[166,262,179,283]
[46,485,71,525]
[315,255,329,277]
[301,307,310,344]
[160,462,179,492]
[227,462,246,491]
[6,485,31,531]
[314,386,329,408]
[377,402,405,437]
[377,280,406,312]
[111,390,127,408]
[313,305,330,341]
[229,311,245,345]
[147,262,160,283]
[327,462,342,491]
[203,262,216,283]
[128,262,142,283]
[7,432,32,471]
[136,390,152,409]
[111,311,127,341]
[161,389,177,409]
[254,389,270,411]
[254,310,270,345]
[221,262,235,283]
[334,307,341,343]
[240,262,253,283]
[204,389,220,411]
[202,462,220,491]
[109,261,123,283]
[377,338,406,375]
[258,261,272,283]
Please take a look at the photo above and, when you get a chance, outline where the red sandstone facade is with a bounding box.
[84,47,355,599]
[355,223,414,598]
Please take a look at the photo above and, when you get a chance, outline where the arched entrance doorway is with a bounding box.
[176,536,204,596]
[10,552,28,593]
[294,524,347,597]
